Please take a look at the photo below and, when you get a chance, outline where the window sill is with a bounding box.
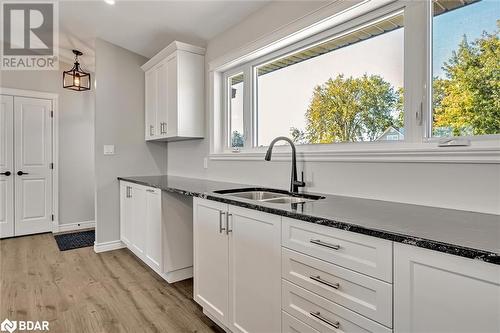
[210,141,500,164]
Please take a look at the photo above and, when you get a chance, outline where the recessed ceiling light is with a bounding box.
[104,0,115,5]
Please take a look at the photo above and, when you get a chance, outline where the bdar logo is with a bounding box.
[0,319,17,333]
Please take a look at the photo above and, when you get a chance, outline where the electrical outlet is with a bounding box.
[103,145,115,155]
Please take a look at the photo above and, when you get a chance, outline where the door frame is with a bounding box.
[0,87,59,232]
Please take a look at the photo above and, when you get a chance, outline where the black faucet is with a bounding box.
[264,136,306,193]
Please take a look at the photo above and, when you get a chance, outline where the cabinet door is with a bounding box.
[145,68,157,140]
[165,55,178,137]
[145,187,161,273]
[130,185,147,259]
[228,205,281,333]
[119,183,133,246]
[156,61,168,138]
[394,243,500,333]
[193,198,229,326]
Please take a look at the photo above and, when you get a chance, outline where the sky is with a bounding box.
[433,0,499,78]
[231,0,499,147]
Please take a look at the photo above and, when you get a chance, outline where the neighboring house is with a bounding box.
[376,126,405,141]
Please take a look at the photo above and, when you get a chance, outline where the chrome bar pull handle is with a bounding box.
[149,125,154,136]
[226,213,232,234]
[310,239,340,250]
[219,211,226,234]
[309,275,340,289]
[310,311,340,329]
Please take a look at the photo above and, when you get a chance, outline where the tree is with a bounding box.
[433,22,500,136]
[304,74,402,143]
[289,127,308,144]
[231,130,244,147]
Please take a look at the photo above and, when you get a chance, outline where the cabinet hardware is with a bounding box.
[309,275,340,289]
[219,211,226,233]
[310,311,340,329]
[150,125,154,136]
[0,171,11,176]
[146,189,155,193]
[226,213,232,234]
[126,186,132,198]
[160,122,167,134]
[17,171,29,176]
[310,239,340,250]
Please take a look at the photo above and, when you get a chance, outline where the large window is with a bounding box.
[255,13,404,147]
[218,0,499,153]
[432,0,499,138]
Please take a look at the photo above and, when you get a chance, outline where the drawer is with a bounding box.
[282,311,319,333]
[282,248,392,327]
[282,280,392,333]
[282,218,393,282]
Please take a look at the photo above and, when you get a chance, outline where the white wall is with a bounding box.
[1,65,95,225]
[94,39,167,244]
[166,1,500,215]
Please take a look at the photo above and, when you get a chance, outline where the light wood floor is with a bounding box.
[0,233,221,333]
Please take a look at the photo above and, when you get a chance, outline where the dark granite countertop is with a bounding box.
[118,175,500,265]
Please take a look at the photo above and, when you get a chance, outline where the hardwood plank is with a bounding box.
[0,233,222,333]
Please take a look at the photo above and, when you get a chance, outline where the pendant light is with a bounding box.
[63,50,91,91]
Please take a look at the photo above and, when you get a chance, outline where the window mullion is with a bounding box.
[403,0,427,143]
[243,65,253,148]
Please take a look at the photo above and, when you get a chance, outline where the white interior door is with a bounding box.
[14,96,53,236]
[0,95,14,238]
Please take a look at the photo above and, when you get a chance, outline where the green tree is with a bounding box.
[433,22,500,136]
[231,131,244,147]
[305,74,402,143]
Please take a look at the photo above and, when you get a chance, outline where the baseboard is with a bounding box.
[53,220,95,233]
[162,266,193,283]
[93,240,126,253]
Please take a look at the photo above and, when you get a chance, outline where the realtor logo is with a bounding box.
[1,1,58,70]
[0,319,16,333]
[0,318,49,332]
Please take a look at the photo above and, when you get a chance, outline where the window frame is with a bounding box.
[211,0,499,163]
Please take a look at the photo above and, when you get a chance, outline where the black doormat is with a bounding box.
[54,230,95,251]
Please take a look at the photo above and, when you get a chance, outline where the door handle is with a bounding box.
[17,171,29,176]
[0,171,11,176]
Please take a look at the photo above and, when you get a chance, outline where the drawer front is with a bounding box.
[282,248,392,327]
[282,280,392,333]
[282,218,393,282]
[282,311,319,333]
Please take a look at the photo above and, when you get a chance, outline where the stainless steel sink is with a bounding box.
[263,197,312,204]
[227,191,289,201]
[214,188,325,204]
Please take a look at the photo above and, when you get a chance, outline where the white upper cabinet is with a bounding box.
[142,41,205,141]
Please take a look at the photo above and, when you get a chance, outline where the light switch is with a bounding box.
[103,145,115,155]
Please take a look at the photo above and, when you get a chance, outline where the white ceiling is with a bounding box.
[58,0,270,71]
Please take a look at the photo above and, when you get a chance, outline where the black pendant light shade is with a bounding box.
[63,50,91,91]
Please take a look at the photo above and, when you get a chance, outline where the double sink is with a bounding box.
[214,188,325,205]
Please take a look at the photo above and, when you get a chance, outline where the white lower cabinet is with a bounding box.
[193,197,500,333]
[193,198,281,333]
[119,181,193,282]
[394,243,500,333]
[193,198,229,325]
